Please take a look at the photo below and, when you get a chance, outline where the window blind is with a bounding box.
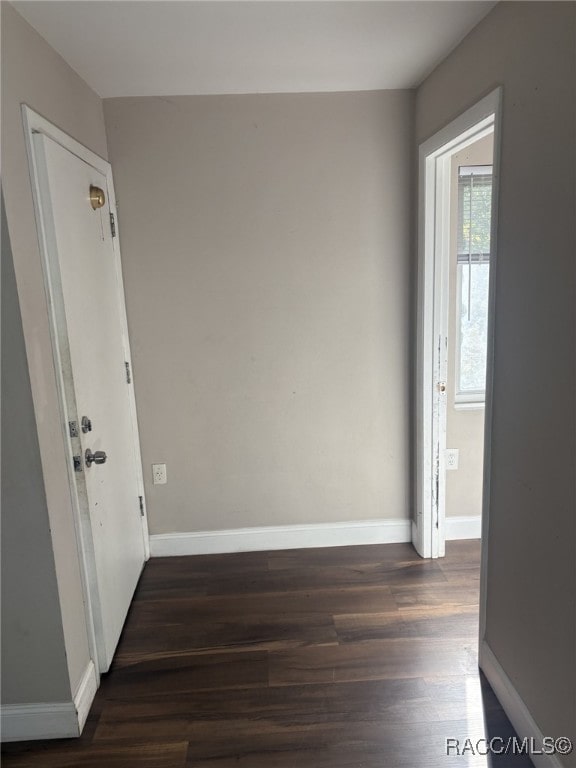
[457,165,493,263]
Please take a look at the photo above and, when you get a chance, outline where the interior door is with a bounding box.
[33,133,146,672]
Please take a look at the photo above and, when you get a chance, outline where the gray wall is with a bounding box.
[104,91,414,535]
[1,197,71,705]
[417,1,576,754]
[1,3,109,701]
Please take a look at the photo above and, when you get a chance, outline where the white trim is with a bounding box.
[1,702,78,743]
[454,393,486,405]
[480,642,563,768]
[445,515,481,541]
[414,88,502,564]
[150,519,412,557]
[73,660,98,734]
[454,401,485,412]
[0,661,97,743]
[419,92,499,159]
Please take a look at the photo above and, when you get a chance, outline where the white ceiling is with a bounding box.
[13,1,496,98]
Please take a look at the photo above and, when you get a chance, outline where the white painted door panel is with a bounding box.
[34,134,145,671]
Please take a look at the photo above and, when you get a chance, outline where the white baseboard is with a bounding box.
[1,701,78,742]
[150,518,412,557]
[445,515,481,540]
[1,660,98,742]
[480,641,564,768]
[73,660,98,734]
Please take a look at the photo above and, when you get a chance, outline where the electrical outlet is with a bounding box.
[152,463,167,485]
[445,449,459,470]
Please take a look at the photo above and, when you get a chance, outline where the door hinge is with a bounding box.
[68,420,79,438]
[110,211,116,238]
[125,361,132,383]
[139,496,145,516]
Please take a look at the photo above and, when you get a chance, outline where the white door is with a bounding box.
[33,133,146,672]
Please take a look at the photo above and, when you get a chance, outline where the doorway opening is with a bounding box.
[413,90,501,613]
[445,136,493,537]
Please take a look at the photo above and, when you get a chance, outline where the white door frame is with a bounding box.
[22,105,149,679]
[414,88,502,571]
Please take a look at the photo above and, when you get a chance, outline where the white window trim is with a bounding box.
[455,401,486,412]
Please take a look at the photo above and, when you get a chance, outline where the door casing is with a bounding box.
[22,105,149,682]
[413,87,502,643]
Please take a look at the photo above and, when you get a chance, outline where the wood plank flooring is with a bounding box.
[2,540,533,767]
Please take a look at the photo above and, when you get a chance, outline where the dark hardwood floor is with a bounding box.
[2,540,533,767]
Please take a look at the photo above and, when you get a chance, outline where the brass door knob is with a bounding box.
[89,185,105,210]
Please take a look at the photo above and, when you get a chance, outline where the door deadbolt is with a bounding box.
[85,448,107,467]
[81,416,92,433]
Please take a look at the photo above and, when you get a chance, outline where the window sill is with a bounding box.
[454,401,485,411]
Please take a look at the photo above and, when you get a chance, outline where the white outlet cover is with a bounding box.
[152,463,167,484]
[445,449,459,470]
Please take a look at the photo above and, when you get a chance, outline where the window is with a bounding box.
[455,165,492,404]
